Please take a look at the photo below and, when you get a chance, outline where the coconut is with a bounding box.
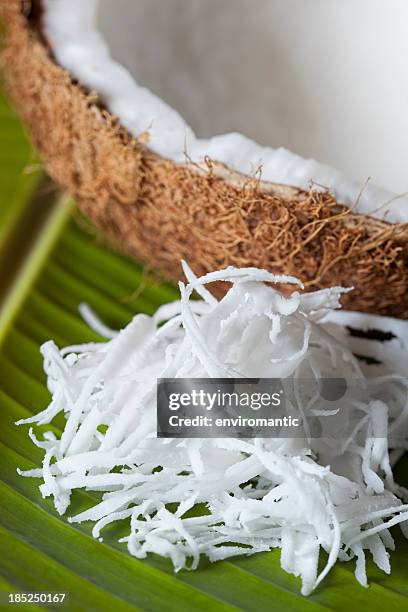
[15,262,408,594]
[1,0,408,316]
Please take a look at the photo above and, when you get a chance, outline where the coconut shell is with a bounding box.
[1,0,408,317]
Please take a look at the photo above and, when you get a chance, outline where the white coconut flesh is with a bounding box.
[18,263,408,595]
[42,0,408,223]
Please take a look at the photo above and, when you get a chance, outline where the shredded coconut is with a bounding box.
[17,263,408,595]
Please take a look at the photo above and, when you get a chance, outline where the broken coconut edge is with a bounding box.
[1,0,408,317]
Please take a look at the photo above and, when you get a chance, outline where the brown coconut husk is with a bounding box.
[1,0,408,317]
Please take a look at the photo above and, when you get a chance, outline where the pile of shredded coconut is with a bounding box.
[17,263,408,595]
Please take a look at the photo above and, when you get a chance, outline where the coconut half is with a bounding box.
[1,0,408,316]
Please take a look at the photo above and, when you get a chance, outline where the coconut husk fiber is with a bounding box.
[1,0,408,317]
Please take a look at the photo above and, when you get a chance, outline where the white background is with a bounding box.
[99,0,408,194]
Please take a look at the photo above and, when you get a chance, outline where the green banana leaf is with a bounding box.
[0,93,41,250]
[0,90,407,612]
